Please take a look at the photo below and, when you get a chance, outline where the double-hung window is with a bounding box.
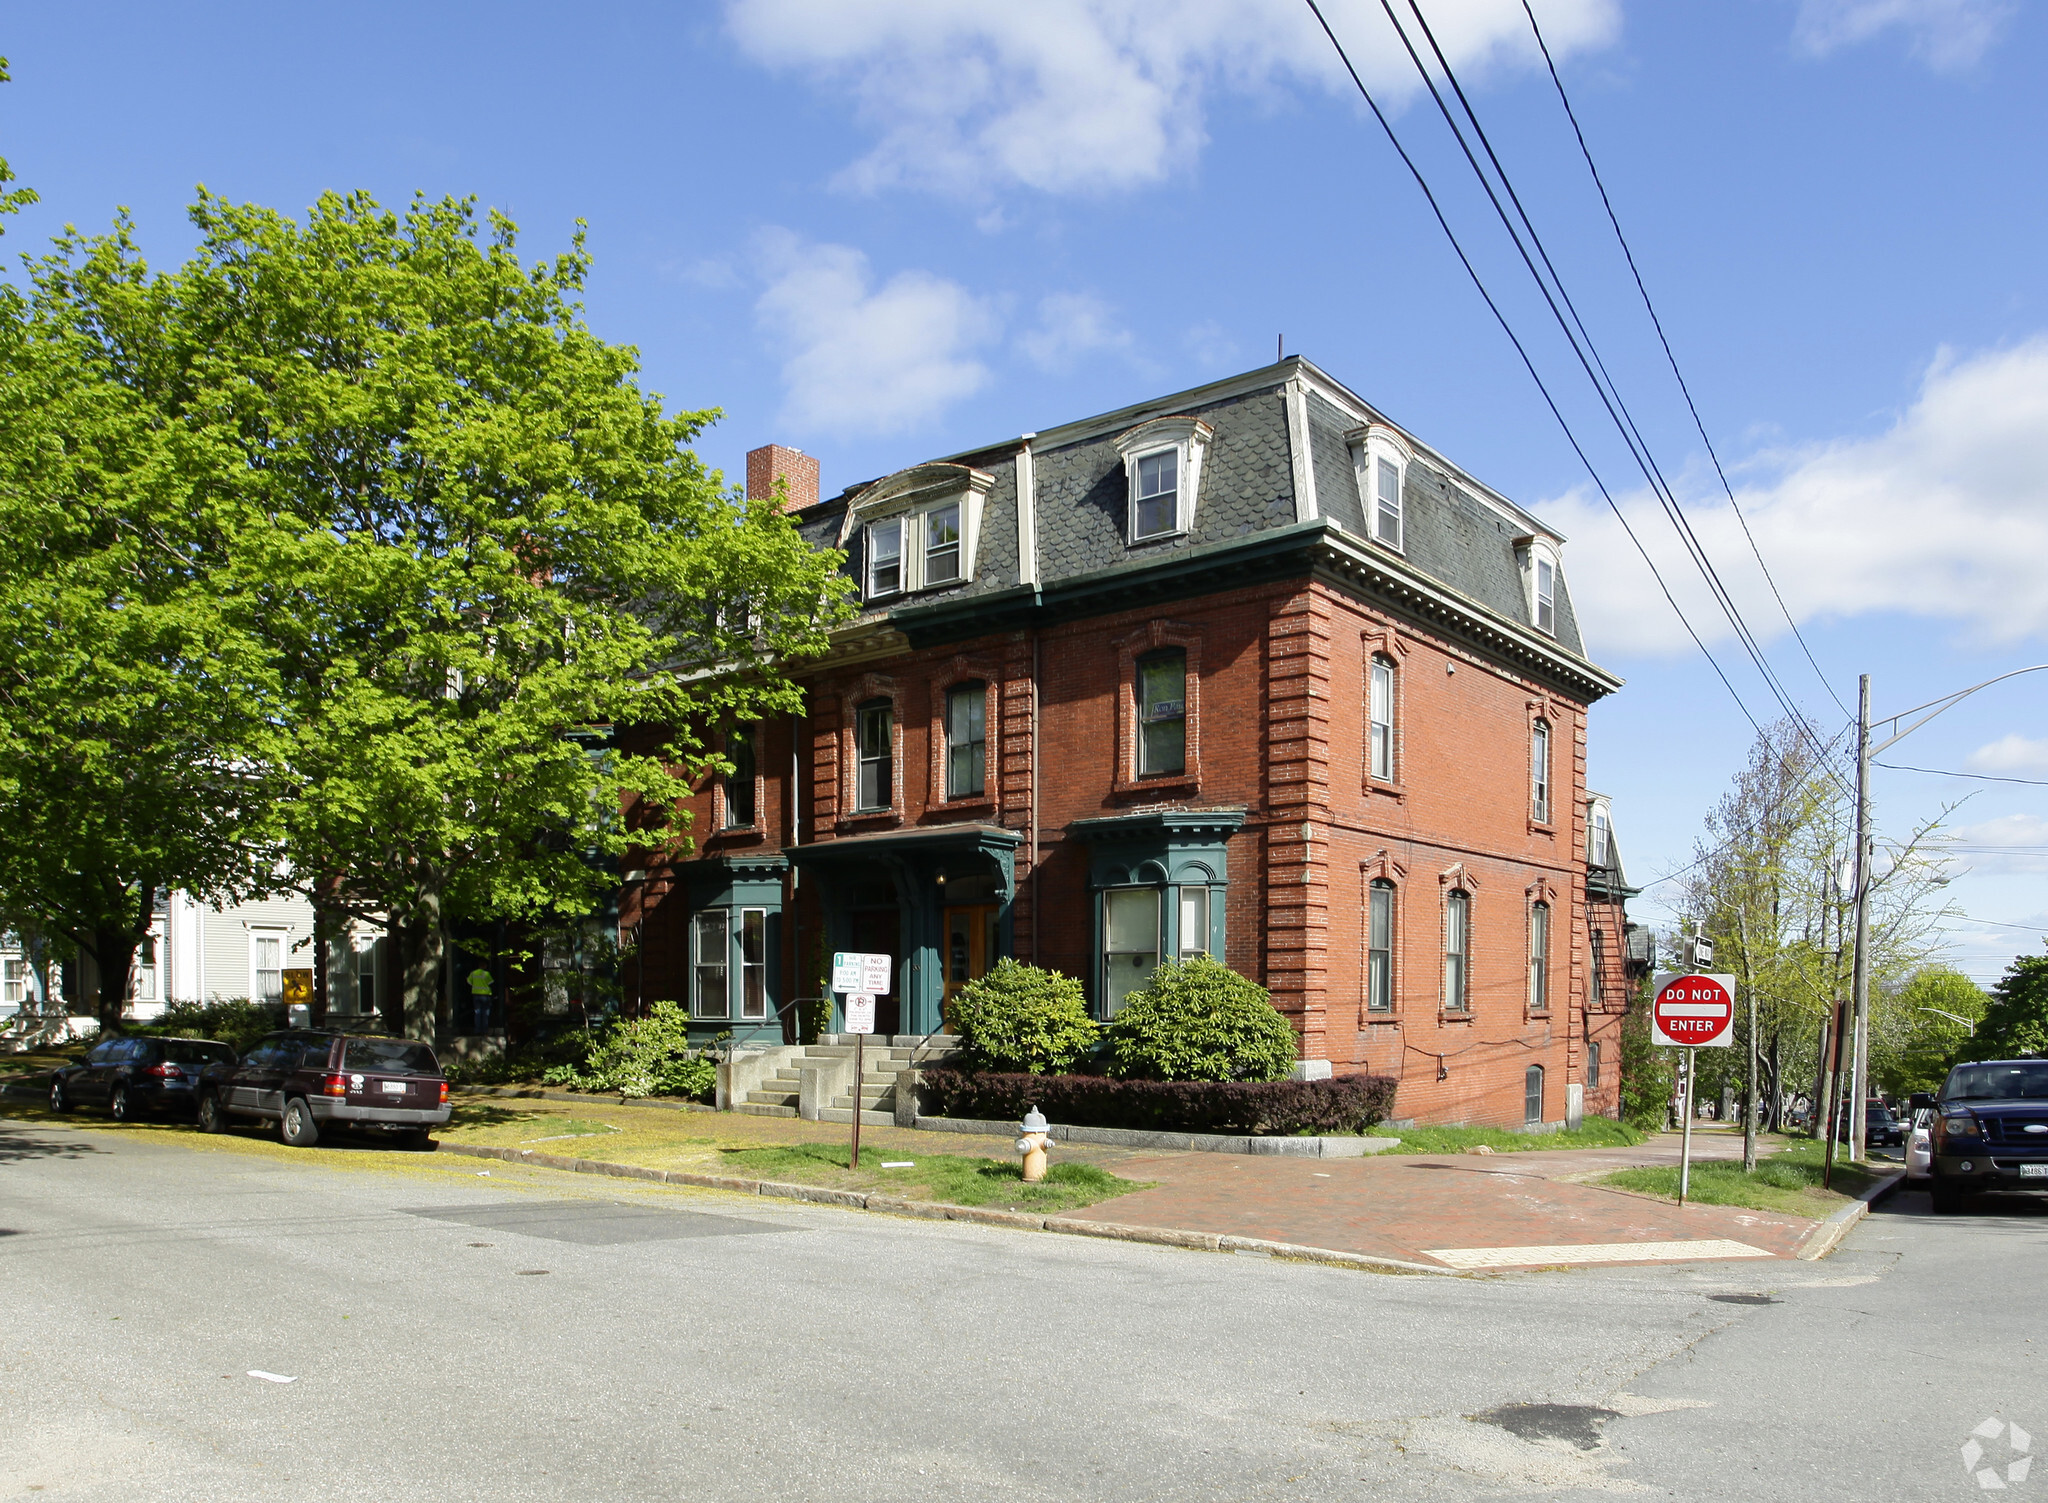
[1132,450,1178,540]
[1528,901,1550,1012]
[691,910,729,1019]
[924,504,962,585]
[1587,1041,1602,1090]
[2,956,25,1009]
[1367,880,1394,1013]
[1177,887,1210,960]
[945,683,985,799]
[1103,888,1161,1016]
[253,933,284,1005]
[856,699,893,811]
[1444,891,1470,1012]
[725,728,757,828]
[1374,456,1403,548]
[1137,651,1187,776]
[1531,719,1552,824]
[1589,806,1611,867]
[1534,558,1556,635]
[867,518,903,597]
[1369,656,1395,782]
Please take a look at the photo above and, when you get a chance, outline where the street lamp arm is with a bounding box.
[1913,1005,1975,1037]
[1870,664,2048,757]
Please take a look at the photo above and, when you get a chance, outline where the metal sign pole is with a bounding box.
[1678,1048,1697,1206]
[851,1030,863,1170]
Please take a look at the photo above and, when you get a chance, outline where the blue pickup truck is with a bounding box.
[1930,1058,2048,1213]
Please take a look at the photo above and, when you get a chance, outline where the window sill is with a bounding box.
[1364,777,1407,803]
[711,824,767,841]
[1527,819,1555,838]
[925,796,996,818]
[1439,1011,1475,1023]
[1113,771,1200,800]
[837,810,903,832]
[1127,528,1188,548]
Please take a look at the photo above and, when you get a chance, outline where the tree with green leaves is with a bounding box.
[12,188,850,1040]
[1874,965,1986,1094]
[1958,952,2048,1064]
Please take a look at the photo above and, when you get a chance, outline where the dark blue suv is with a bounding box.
[1930,1059,2048,1212]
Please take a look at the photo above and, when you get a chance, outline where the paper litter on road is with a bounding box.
[247,1371,296,1384]
[1422,1239,1773,1270]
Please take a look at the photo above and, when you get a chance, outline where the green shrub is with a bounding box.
[133,999,285,1055]
[1102,956,1297,1083]
[1618,998,1674,1130]
[947,959,1099,1074]
[544,1001,714,1100]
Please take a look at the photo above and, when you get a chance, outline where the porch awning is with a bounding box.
[784,822,1021,867]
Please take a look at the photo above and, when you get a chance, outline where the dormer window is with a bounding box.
[924,504,961,585]
[1348,423,1411,553]
[844,463,995,603]
[1133,451,1178,539]
[1535,557,1556,634]
[867,518,903,597]
[1516,536,1563,636]
[1115,416,1212,546]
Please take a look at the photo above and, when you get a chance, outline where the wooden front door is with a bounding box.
[942,904,1000,1014]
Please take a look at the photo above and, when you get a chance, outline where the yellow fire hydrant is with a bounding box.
[1015,1106,1051,1183]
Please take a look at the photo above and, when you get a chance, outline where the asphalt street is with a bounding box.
[2,1115,2041,1501]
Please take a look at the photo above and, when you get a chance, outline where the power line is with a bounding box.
[1299,0,1768,742]
[1875,760,2048,788]
[1383,0,1852,800]
[1518,0,1851,722]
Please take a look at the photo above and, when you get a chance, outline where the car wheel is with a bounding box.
[109,1085,133,1122]
[197,1091,227,1134]
[47,1078,68,1114]
[280,1098,321,1149]
[1930,1179,1971,1215]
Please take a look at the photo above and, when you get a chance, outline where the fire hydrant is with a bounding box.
[1015,1106,1051,1183]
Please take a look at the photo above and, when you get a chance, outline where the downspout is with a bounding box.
[1017,433,1041,968]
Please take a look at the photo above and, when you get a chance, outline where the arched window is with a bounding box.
[1533,556,1556,634]
[1531,719,1552,824]
[1444,889,1470,1012]
[1137,650,1187,776]
[945,682,986,799]
[855,698,893,811]
[1525,1064,1545,1125]
[1367,879,1395,1013]
[1369,656,1396,782]
[1589,805,1611,867]
[1528,900,1550,1012]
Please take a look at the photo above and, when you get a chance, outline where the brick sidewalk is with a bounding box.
[1039,1129,1821,1270]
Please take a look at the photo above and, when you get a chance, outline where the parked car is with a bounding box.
[1904,1108,1934,1181]
[1865,1102,1904,1149]
[1929,1058,2048,1212]
[48,1036,238,1121]
[196,1031,451,1149]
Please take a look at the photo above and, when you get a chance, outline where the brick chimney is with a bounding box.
[746,443,820,512]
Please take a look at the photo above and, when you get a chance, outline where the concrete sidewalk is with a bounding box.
[1047,1132,1823,1271]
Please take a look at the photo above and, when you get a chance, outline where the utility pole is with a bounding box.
[1849,674,1873,1163]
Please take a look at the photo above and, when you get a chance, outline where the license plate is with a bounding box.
[2021,1164,2048,1179]
[381,1081,408,1096]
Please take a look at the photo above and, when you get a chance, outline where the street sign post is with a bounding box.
[1651,973,1738,1205]
[831,954,891,1168]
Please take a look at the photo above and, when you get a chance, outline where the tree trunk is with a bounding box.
[397,892,446,1044]
[91,922,137,1035]
[1813,1016,1834,1144]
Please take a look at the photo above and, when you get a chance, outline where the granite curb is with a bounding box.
[1794,1168,1907,1260]
[463,1086,715,1113]
[431,1140,1455,1276]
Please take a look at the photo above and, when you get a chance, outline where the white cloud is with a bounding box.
[1969,734,2048,777]
[724,0,1620,196]
[1793,0,2013,71]
[1548,337,2048,658]
[1020,292,1136,372]
[753,230,1000,435]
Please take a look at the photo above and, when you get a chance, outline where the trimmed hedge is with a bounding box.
[917,1066,1397,1136]
[1102,955,1296,1082]
[947,959,1099,1074]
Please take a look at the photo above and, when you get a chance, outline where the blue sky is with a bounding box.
[6,0,2045,982]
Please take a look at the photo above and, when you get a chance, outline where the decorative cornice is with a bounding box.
[1068,807,1249,844]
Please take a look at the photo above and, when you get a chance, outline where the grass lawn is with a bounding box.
[1366,1118,1648,1156]
[0,1043,86,1078]
[718,1142,1144,1214]
[1598,1138,1881,1216]
[438,1095,1145,1214]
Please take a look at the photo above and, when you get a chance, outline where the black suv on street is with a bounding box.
[1929,1058,2048,1211]
[198,1031,451,1149]
[49,1036,239,1120]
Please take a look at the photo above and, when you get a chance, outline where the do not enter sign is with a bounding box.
[1650,973,1738,1048]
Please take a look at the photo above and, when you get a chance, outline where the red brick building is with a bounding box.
[626,359,1639,1128]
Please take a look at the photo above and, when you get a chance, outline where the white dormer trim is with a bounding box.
[840,462,996,602]
[1114,415,1213,546]
[1513,533,1564,637]
[1347,423,1412,554]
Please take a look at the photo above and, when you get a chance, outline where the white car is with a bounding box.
[1905,1108,1934,1181]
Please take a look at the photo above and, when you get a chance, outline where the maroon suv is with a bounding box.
[197,1031,451,1149]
